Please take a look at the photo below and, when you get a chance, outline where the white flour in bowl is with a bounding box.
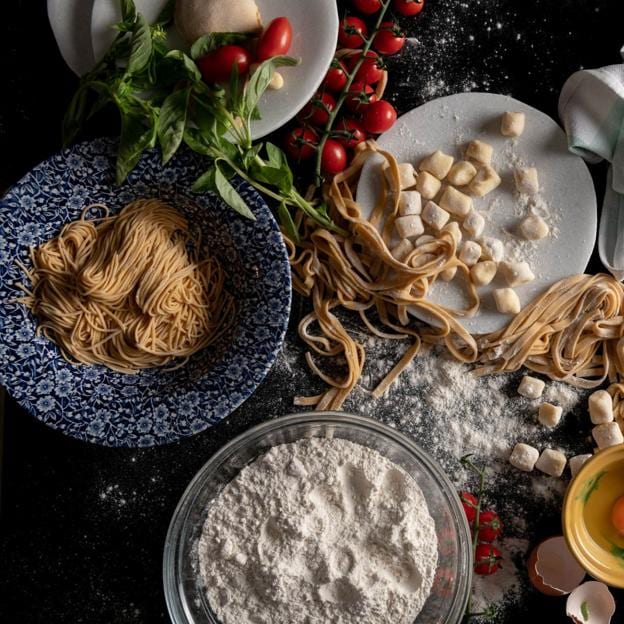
[198,437,439,624]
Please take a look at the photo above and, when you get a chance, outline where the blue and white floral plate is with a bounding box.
[0,139,291,447]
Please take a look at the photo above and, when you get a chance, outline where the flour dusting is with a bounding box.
[198,438,438,624]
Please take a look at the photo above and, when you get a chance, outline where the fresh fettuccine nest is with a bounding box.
[283,142,624,410]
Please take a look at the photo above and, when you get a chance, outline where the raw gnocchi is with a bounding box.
[446,160,477,186]
[469,165,501,197]
[395,215,424,240]
[535,448,567,477]
[519,214,549,240]
[500,261,535,287]
[470,261,497,286]
[494,287,521,314]
[458,241,482,267]
[439,186,473,218]
[415,171,442,200]
[398,190,422,216]
[465,139,494,165]
[514,167,539,195]
[419,150,454,180]
[500,111,525,137]
[509,442,539,472]
[422,201,450,230]
[463,211,485,238]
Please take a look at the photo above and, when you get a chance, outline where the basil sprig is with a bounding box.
[63,0,346,237]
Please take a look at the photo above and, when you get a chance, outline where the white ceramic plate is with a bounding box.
[90,0,339,139]
[356,92,597,335]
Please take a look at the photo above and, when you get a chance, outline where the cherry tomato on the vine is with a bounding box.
[321,139,348,175]
[283,127,319,161]
[298,92,336,127]
[476,511,503,543]
[334,118,367,149]
[338,16,368,48]
[347,51,385,85]
[344,82,378,113]
[324,60,348,92]
[474,544,503,576]
[352,0,382,14]
[393,0,425,16]
[196,45,251,83]
[373,21,406,55]
[362,100,397,134]
[256,16,293,61]
[459,491,478,524]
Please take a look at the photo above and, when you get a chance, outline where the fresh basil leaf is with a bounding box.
[277,202,300,244]
[266,142,287,168]
[155,0,175,26]
[159,50,202,84]
[127,13,152,75]
[190,32,253,60]
[159,87,191,164]
[192,166,217,192]
[243,56,299,123]
[120,0,137,23]
[250,162,293,194]
[116,98,157,184]
[213,165,256,220]
[184,128,214,156]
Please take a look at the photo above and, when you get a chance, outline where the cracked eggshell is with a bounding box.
[527,536,586,596]
[566,581,615,624]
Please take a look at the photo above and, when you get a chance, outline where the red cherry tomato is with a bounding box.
[393,0,425,16]
[334,118,366,149]
[298,92,336,127]
[321,139,347,175]
[476,511,503,543]
[347,51,384,85]
[344,82,378,113]
[373,21,406,55]
[324,60,348,92]
[256,17,293,61]
[284,127,318,161]
[352,0,382,14]
[459,491,478,524]
[362,100,397,134]
[196,45,251,83]
[474,544,502,576]
[338,16,368,49]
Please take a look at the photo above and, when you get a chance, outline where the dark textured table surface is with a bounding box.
[1,1,623,623]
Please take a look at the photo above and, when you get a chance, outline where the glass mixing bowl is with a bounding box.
[164,412,472,624]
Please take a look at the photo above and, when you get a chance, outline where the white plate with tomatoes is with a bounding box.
[48,0,339,140]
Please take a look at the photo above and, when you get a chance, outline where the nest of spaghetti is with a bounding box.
[18,199,235,374]
[283,142,624,410]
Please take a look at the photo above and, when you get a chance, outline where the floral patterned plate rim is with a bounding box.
[0,138,291,447]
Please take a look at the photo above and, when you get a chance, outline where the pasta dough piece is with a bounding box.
[535,449,567,477]
[569,454,592,478]
[463,211,485,238]
[480,237,504,262]
[439,186,473,218]
[415,171,442,199]
[514,167,539,195]
[415,234,435,246]
[422,201,450,230]
[519,214,549,240]
[588,389,614,424]
[500,261,535,287]
[465,140,494,165]
[538,403,563,428]
[518,374,545,399]
[394,215,424,239]
[494,288,521,314]
[509,442,539,472]
[442,221,462,246]
[385,162,417,190]
[419,150,454,179]
[470,261,497,286]
[268,72,284,90]
[458,241,482,267]
[500,111,526,137]
[175,0,262,43]
[440,266,457,282]
[446,160,477,186]
[592,422,624,449]
[398,190,422,216]
[469,166,501,197]
[390,238,414,262]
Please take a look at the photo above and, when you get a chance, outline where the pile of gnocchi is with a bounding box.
[384,110,550,317]
[509,377,624,479]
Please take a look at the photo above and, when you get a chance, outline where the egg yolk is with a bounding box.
[611,495,624,537]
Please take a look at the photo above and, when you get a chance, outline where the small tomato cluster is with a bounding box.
[283,0,426,178]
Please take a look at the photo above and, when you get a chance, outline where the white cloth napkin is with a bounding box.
[559,46,624,279]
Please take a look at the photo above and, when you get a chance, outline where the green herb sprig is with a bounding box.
[63,0,346,238]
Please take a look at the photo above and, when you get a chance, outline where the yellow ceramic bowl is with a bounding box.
[563,445,624,588]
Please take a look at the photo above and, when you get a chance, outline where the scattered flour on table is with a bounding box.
[198,438,438,624]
